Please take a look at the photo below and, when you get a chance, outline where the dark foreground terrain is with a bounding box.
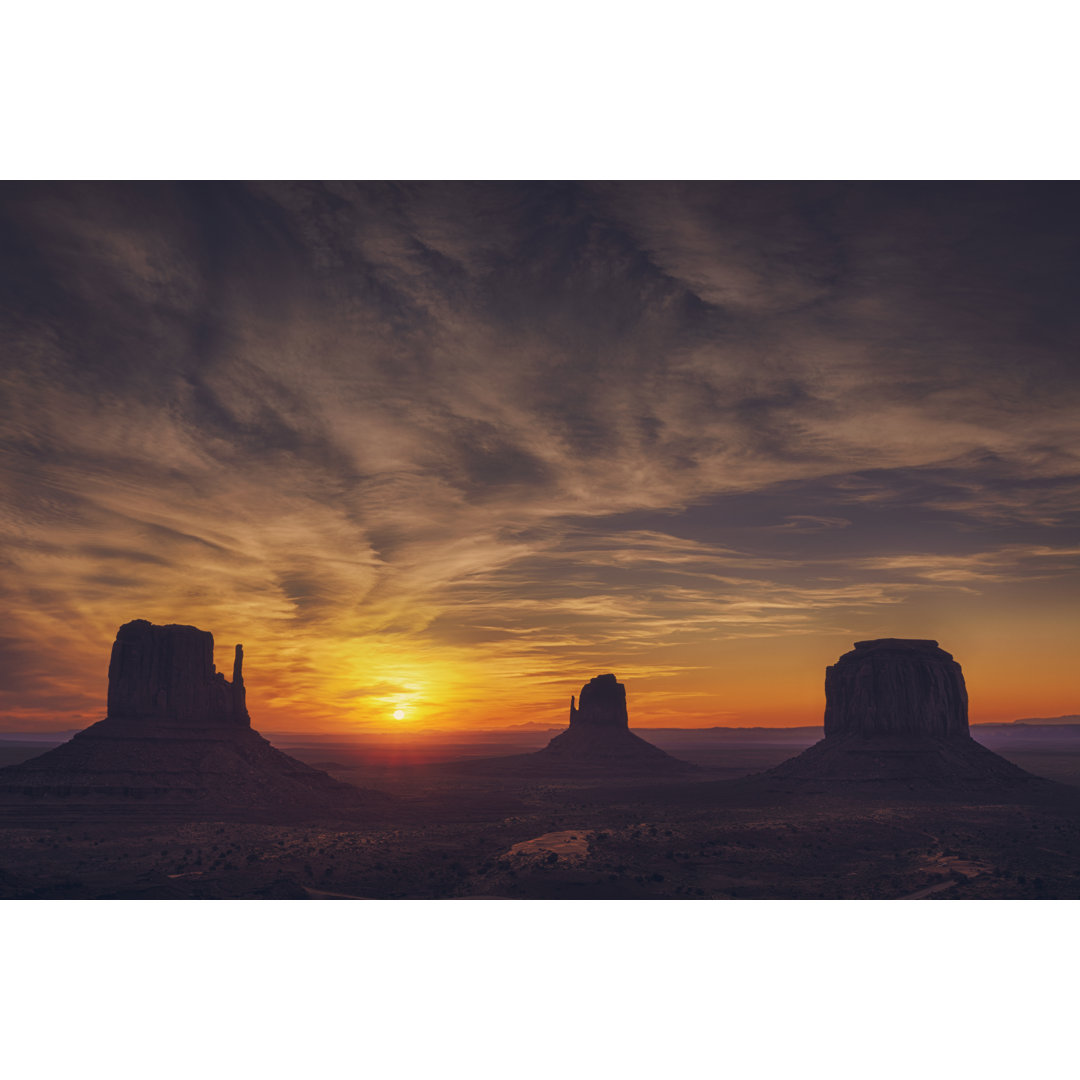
[3,726,1080,900]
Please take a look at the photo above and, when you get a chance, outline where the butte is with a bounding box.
[452,673,694,775]
[0,619,368,814]
[765,638,1035,788]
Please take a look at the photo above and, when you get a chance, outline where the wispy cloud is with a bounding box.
[2,182,1078,729]
[857,544,1080,583]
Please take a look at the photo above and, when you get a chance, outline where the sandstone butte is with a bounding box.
[533,673,694,772]
[0,620,367,811]
[767,638,1034,785]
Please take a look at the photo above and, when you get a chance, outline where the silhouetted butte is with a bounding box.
[0,620,367,811]
[450,674,694,775]
[767,639,1033,786]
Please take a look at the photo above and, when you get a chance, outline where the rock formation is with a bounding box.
[455,674,693,775]
[767,638,1032,786]
[0,620,368,813]
[106,620,249,726]
[823,639,968,739]
[568,674,629,729]
[441,673,693,776]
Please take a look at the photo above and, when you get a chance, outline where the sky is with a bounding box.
[1,181,1078,733]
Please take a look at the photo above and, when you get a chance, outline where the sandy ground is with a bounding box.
[3,729,1080,899]
[506,830,593,863]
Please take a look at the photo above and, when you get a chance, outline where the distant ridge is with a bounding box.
[1012,715,1080,726]
[0,732,79,743]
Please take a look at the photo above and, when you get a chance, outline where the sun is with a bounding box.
[393,709,405,721]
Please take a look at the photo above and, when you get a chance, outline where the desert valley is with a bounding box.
[3,182,1078,905]
[2,621,1079,901]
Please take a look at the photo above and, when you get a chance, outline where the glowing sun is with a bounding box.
[393,709,405,720]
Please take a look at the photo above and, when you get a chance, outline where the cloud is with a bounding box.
[857,544,1080,584]
[769,515,852,533]
[1,182,1079,729]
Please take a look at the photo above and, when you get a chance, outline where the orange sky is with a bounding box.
[4,555,1076,734]
[1,182,1078,733]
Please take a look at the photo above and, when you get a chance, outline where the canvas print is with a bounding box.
[1,181,1078,900]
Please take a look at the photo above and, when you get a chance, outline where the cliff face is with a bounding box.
[569,674,629,730]
[106,620,249,726]
[824,639,968,740]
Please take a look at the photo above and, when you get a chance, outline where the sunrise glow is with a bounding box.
[1,182,1077,735]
